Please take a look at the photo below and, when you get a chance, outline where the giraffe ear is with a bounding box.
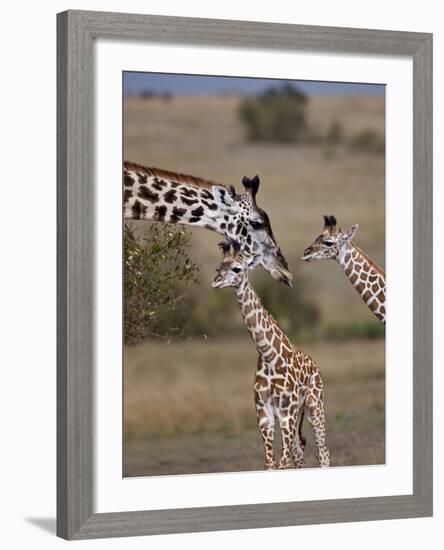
[218,241,231,257]
[212,185,236,211]
[340,224,359,243]
[323,214,337,233]
[242,175,260,198]
[229,239,241,257]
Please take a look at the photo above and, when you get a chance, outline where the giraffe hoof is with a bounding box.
[264,461,278,470]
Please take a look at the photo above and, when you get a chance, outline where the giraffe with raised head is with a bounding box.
[212,241,330,470]
[123,161,292,286]
[301,215,386,323]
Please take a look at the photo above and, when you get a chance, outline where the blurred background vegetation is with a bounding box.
[238,84,309,143]
[124,225,384,343]
[238,83,384,153]
[123,77,386,476]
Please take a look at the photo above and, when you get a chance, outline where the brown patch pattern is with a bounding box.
[232,278,330,470]
[123,160,292,286]
[340,245,386,322]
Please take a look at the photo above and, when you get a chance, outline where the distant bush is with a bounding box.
[322,319,385,341]
[349,129,385,154]
[124,224,200,345]
[160,92,173,102]
[238,84,309,143]
[325,119,344,146]
[139,89,174,101]
[139,89,156,99]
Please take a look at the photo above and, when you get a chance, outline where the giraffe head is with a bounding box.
[212,240,256,289]
[124,162,292,286]
[212,175,292,287]
[301,215,359,262]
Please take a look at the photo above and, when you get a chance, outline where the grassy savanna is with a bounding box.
[124,338,384,476]
[124,95,385,324]
[123,91,385,476]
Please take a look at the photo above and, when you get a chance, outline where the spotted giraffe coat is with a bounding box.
[234,278,330,469]
[123,161,291,285]
[337,243,386,322]
[213,243,330,471]
[302,216,386,323]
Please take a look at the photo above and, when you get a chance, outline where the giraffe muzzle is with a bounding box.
[301,248,314,262]
[212,278,226,289]
[271,266,293,288]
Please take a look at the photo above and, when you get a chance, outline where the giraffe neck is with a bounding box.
[235,278,292,359]
[124,162,228,234]
[336,242,386,323]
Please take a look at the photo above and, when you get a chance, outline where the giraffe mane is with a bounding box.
[352,244,386,277]
[124,161,235,194]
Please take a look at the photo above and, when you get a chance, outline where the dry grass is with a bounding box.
[125,338,384,439]
[124,338,258,440]
[124,338,384,475]
[123,94,386,476]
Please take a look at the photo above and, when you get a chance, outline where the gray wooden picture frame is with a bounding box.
[57,9,433,540]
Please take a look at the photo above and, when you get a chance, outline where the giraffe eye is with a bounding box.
[232,267,242,274]
[324,240,334,247]
[250,220,264,230]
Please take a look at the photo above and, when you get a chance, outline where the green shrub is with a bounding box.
[124,224,200,344]
[349,129,385,154]
[238,84,309,143]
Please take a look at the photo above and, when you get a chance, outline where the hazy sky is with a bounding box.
[123,72,385,97]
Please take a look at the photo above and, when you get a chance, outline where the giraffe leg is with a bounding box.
[305,397,330,468]
[276,399,299,469]
[292,408,306,468]
[298,408,307,449]
[254,391,277,470]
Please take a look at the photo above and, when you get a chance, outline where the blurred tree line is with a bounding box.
[238,84,384,154]
[239,84,309,143]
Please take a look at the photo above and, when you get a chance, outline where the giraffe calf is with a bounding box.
[302,215,386,323]
[212,241,330,469]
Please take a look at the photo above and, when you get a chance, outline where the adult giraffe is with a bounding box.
[123,161,293,286]
[301,215,386,323]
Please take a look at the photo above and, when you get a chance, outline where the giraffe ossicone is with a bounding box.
[123,161,292,286]
[302,215,386,323]
[213,240,330,470]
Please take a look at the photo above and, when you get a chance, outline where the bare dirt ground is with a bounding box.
[125,426,384,477]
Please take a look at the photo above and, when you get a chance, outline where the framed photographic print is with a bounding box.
[57,10,433,540]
